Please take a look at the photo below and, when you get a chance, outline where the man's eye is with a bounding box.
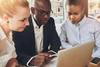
[74,13,78,15]
[39,11,44,14]
[68,13,72,15]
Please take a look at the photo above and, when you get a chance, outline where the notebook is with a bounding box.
[56,40,95,67]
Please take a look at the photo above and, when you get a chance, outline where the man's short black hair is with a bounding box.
[34,0,51,8]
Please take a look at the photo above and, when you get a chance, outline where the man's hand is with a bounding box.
[38,53,51,62]
[97,62,100,67]
[6,58,19,67]
[29,55,45,67]
[87,57,100,67]
[29,52,51,66]
[87,62,100,67]
[87,62,97,67]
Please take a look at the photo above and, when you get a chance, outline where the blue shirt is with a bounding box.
[60,16,100,58]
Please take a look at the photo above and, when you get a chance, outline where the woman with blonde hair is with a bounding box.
[0,0,30,67]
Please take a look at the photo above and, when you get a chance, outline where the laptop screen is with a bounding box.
[56,40,95,67]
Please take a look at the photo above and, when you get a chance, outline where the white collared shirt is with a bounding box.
[32,17,43,53]
[60,16,100,58]
[0,27,17,67]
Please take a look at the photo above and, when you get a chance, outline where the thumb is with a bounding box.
[97,62,100,67]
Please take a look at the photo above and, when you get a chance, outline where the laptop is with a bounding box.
[56,40,95,67]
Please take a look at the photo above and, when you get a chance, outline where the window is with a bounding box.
[88,0,100,20]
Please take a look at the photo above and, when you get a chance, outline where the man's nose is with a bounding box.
[70,15,75,20]
[44,14,50,18]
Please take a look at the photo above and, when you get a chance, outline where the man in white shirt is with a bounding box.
[60,0,100,64]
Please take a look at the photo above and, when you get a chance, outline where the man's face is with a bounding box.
[34,1,51,25]
[66,5,84,24]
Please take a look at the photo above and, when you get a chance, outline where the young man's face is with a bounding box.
[33,1,51,25]
[66,5,84,24]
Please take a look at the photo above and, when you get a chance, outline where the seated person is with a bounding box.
[60,0,100,64]
[0,0,30,67]
[13,0,61,66]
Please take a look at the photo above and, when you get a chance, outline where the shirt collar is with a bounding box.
[33,18,39,29]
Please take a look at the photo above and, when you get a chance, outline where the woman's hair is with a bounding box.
[0,0,29,18]
[65,0,85,9]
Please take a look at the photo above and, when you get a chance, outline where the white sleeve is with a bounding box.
[60,23,72,49]
[26,56,36,66]
[92,21,100,58]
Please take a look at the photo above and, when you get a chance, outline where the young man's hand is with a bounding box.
[29,52,51,66]
[38,53,51,62]
[97,62,100,67]
[87,62,100,67]
[29,55,45,66]
[6,58,19,67]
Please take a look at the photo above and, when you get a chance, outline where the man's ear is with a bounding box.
[31,7,35,14]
